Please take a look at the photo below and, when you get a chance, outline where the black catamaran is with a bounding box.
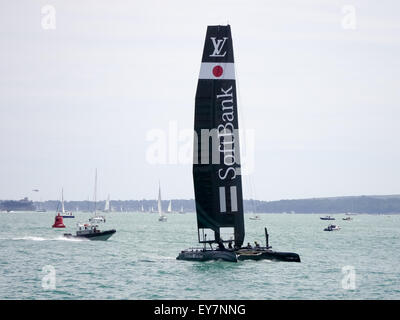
[176,25,300,262]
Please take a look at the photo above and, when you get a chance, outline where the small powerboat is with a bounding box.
[249,215,261,220]
[89,216,106,223]
[324,224,341,231]
[64,223,116,241]
[320,216,335,220]
[342,216,352,221]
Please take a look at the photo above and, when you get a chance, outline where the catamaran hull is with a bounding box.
[177,250,238,262]
[63,229,116,241]
[236,249,301,262]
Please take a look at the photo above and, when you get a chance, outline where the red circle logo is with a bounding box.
[212,65,223,77]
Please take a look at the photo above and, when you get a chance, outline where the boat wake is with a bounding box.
[1,236,87,242]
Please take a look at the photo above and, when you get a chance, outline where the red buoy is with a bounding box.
[52,213,66,228]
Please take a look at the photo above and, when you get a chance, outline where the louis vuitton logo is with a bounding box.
[210,37,228,57]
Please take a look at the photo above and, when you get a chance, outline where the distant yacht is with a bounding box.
[324,224,341,231]
[59,188,74,218]
[342,216,352,221]
[102,195,111,213]
[249,215,261,220]
[320,216,335,220]
[89,169,106,223]
[179,205,185,214]
[158,183,167,222]
[167,200,173,213]
[36,198,46,212]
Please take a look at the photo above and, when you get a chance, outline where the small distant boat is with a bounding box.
[64,222,115,241]
[89,169,107,224]
[52,213,66,228]
[324,224,341,231]
[62,212,75,218]
[158,183,167,222]
[342,216,352,221]
[167,200,173,214]
[320,216,335,220]
[36,201,46,212]
[59,188,75,218]
[102,195,111,213]
[249,215,261,220]
[89,216,106,223]
[179,206,185,214]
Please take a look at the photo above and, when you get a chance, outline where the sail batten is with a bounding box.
[193,25,244,248]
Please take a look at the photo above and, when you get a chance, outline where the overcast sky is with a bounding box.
[1,0,399,202]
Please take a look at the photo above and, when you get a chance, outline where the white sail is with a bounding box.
[158,184,162,216]
[89,168,106,223]
[158,183,167,221]
[104,194,110,212]
[94,169,97,215]
[167,200,172,213]
[61,188,65,213]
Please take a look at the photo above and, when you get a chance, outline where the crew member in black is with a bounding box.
[217,240,226,251]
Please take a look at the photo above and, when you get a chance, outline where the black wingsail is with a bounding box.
[193,25,245,248]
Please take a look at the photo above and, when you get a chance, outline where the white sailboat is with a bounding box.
[60,188,74,218]
[89,169,106,223]
[158,183,167,222]
[179,205,185,214]
[103,194,110,213]
[167,200,172,213]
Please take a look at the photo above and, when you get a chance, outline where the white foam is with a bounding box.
[2,235,87,242]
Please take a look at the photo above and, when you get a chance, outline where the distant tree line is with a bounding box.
[2,195,400,213]
[243,196,400,214]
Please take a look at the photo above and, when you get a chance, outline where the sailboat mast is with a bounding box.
[94,169,97,214]
[61,188,65,213]
[158,183,162,216]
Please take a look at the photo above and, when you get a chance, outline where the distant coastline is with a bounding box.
[1,195,400,214]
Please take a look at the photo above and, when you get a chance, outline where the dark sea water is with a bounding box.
[0,212,399,299]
